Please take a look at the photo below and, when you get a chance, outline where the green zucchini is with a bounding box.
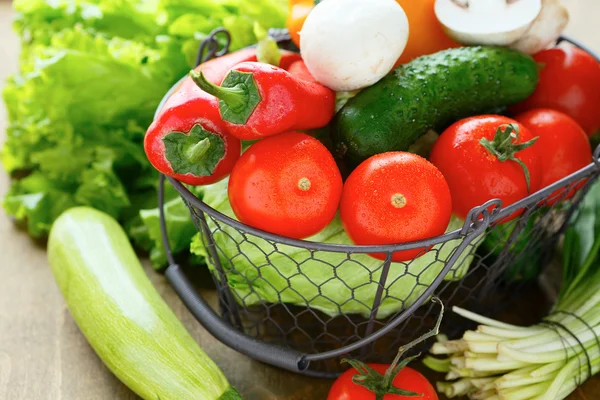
[48,207,240,400]
[333,46,539,165]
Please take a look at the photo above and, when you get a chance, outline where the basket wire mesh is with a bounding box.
[157,29,600,377]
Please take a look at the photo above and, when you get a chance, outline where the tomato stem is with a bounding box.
[341,298,445,398]
[391,194,407,208]
[480,123,538,192]
[382,298,444,385]
[298,177,312,191]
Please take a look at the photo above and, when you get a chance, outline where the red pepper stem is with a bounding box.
[185,138,211,163]
[190,70,247,111]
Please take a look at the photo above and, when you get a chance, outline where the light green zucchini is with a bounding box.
[48,207,240,400]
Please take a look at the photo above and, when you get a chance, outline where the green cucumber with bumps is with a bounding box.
[333,46,540,165]
[48,207,241,400]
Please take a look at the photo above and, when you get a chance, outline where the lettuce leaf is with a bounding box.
[190,179,481,318]
[12,0,162,47]
[3,0,287,262]
[138,184,204,267]
[2,27,174,236]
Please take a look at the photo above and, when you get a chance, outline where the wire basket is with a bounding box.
[157,29,600,378]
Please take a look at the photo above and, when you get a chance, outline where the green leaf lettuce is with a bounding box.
[2,0,288,264]
[190,179,482,318]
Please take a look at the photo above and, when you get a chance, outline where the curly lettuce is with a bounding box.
[2,0,288,261]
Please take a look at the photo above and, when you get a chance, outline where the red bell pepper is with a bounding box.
[168,48,302,110]
[144,49,302,186]
[286,59,319,83]
[189,60,336,141]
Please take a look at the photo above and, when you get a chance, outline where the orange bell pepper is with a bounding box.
[395,0,459,65]
[287,0,316,48]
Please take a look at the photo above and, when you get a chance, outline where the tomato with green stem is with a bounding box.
[228,132,342,239]
[514,109,592,205]
[327,298,443,400]
[328,364,438,400]
[430,115,542,222]
[340,152,452,262]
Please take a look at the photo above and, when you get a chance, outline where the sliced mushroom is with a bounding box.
[510,0,569,54]
[435,0,542,46]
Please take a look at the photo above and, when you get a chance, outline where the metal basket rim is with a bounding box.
[156,33,600,254]
[166,163,598,253]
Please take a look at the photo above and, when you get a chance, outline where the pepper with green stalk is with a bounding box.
[190,25,336,141]
[144,43,302,186]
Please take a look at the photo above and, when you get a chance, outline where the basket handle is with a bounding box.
[164,263,314,373]
[158,173,494,373]
[158,174,317,374]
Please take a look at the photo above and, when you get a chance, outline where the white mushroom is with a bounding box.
[435,0,542,47]
[300,0,409,92]
[510,0,569,54]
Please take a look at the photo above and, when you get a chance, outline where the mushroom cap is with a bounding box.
[300,0,409,92]
[435,0,542,46]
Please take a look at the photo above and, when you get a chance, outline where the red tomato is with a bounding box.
[340,152,452,262]
[228,132,342,239]
[328,364,438,400]
[429,115,542,221]
[511,46,600,137]
[514,109,592,204]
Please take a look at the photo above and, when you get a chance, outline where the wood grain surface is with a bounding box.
[1,1,599,399]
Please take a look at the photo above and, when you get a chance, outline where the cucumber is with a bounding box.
[48,207,240,400]
[333,46,539,165]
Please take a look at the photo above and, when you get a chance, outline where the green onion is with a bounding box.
[425,182,600,399]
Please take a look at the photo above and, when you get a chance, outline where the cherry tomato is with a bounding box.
[340,152,452,262]
[395,0,459,65]
[514,109,592,204]
[228,132,342,239]
[328,364,438,400]
[430,115,542,221]
[511,46,600,137]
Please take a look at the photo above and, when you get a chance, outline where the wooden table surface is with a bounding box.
[1,1,600,399]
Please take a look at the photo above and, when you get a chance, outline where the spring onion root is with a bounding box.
[426,183,600,399]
